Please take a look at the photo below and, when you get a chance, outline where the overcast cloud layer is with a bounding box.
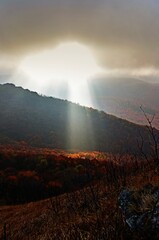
[0,0,159,73]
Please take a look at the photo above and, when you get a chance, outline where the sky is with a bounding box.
[0,0,159,103]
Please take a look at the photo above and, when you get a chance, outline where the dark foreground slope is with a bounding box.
[0,83,157,154]
[0,163,159,240]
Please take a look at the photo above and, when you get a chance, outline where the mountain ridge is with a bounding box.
[89,77,159,129]
[0,83,157,154]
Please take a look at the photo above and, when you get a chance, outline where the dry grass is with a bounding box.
[0,162,159,239]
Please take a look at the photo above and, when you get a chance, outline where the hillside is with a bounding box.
[0,83,157,154]
[89,77,159,129]
[1,162,159,240]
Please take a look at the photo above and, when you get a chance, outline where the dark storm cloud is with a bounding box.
[0,0,159,70]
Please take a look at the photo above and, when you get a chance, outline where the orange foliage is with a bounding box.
[48,181,62,188]
[7,175,17,182]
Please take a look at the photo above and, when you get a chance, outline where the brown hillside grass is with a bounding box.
[0,165,159,240]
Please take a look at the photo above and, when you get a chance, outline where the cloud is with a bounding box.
[0,0,159,71]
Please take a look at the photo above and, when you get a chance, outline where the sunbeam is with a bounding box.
[15,42,105,150]
[17,42,104,106]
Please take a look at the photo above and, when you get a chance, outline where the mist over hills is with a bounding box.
[0,83,157,154]
[1,74,159,130]
[89,77,159,129]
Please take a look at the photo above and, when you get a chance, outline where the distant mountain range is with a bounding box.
[0,83,158,154]
[89,77,159,129]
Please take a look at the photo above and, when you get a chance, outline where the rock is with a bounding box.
[118,184,159,233]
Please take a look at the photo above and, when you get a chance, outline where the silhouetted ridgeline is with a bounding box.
[0,83,158,154]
